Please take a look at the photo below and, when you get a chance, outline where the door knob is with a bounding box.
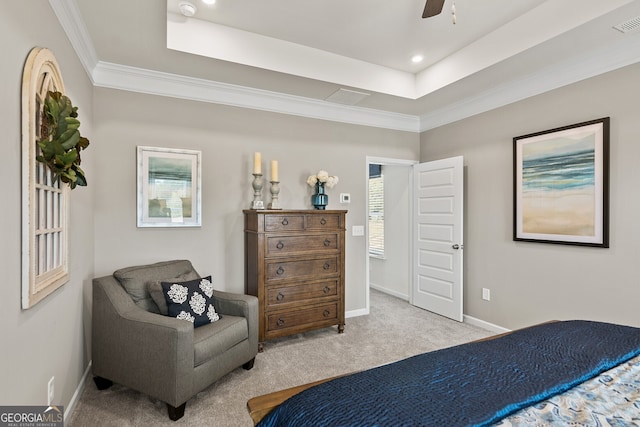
[452,244,463,250]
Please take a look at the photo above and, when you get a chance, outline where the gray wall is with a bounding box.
[420,62,640,330]
[370,165,411,299]
[1,2,95,409]
[92,88,420,314]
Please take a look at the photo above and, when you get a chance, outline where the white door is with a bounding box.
[412,156,464,322]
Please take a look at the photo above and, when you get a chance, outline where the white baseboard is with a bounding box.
[65,361,92,421]
[370,284,409,301]
[463,315,510,334]
[346,307,368,318]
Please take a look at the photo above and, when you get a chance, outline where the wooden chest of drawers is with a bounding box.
[244,209,347,346]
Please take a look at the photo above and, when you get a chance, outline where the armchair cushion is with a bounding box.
[114,260,199,313]
[161,276,221,327]
[193,315,248,366]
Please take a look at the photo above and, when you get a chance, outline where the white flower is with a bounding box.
[167,284,188,304]
[326,176,339,189]
[307,170,339,188]
[199,278,214,298]
[189,292,207,315]
[176,311,195,323]
[316,170,329,182]
[207,305,220,322]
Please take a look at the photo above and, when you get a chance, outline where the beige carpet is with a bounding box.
[68,290,492,426]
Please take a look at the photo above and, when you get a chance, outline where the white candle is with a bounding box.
[271,160,279,181]
[253,152,262,174]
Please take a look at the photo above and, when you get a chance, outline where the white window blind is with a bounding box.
[369,165,384,257]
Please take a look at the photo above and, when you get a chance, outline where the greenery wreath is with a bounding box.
[36,91,90,189]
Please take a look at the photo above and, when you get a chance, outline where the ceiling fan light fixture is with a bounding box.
[179,1,197,17]
[422,0,456,24]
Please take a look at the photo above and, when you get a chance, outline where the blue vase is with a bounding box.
[311,182,328,210]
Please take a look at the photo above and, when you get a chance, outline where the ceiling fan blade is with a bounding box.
[422,0,445,18]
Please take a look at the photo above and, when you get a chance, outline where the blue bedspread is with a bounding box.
[257,320,640,427]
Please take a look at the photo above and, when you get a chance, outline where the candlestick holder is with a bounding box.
[268,181,282,210]
[250,173,265,209]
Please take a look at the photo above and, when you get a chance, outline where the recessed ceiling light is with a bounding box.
[179,1,197,17]
[202,0,216,5]
[411,55,424,63]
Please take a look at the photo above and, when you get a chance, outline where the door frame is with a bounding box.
[364,156,418,315]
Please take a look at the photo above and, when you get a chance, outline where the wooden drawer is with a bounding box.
[266,233,339,256]
[266,257,338,281]
[267,303,338,333]
[265,214,305,232]
[244,209,347,344]
[266,279,339,308]
[305,214,341,230]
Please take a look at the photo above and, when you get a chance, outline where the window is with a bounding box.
[368,164,384,257]
[21,48,70,308]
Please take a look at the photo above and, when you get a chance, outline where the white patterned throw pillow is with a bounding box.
[199,278,214,298]
[161,276,221,327]
[176,311,195,323]
[207,304,220,322]
[167,284,189,304]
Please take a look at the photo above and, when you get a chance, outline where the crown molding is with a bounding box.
[47,0,415,132]
[420,33,640,132]
[92,61,420,132]
[53,0,640,135]
[49,0,98,82]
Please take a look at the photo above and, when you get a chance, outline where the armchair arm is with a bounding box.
[213,290,259,353]
[92,275,194,407]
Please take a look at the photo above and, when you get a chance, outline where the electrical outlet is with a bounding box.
[482,288,491,301]
[48,376,55,405]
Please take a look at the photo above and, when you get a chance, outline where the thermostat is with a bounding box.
[340,193,351,203]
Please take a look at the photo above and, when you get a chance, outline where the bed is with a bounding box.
[247,320,640,426]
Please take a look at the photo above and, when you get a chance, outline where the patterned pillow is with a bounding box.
[161,276,221,327]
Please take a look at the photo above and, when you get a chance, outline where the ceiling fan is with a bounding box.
[422,0,445,18]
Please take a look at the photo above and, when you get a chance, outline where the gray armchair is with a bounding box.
[92,260,258,421]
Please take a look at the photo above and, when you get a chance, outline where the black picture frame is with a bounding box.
[513,117,609,247]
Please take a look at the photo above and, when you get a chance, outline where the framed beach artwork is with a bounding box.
[513,118,609,247]
[137,146,202,227]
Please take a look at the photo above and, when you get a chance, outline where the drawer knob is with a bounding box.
[277,292,285,301]
[276,241,284,250]
[320,218,327,225]
[276,266,285,275]
[323,309,330,317]
[323,239,331,247]
[281,218,289,226]
[323,286,331,293]
[323,263,331,270]
[277,318,285,327]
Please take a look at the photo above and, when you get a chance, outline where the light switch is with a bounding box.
[352,225,364,236]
